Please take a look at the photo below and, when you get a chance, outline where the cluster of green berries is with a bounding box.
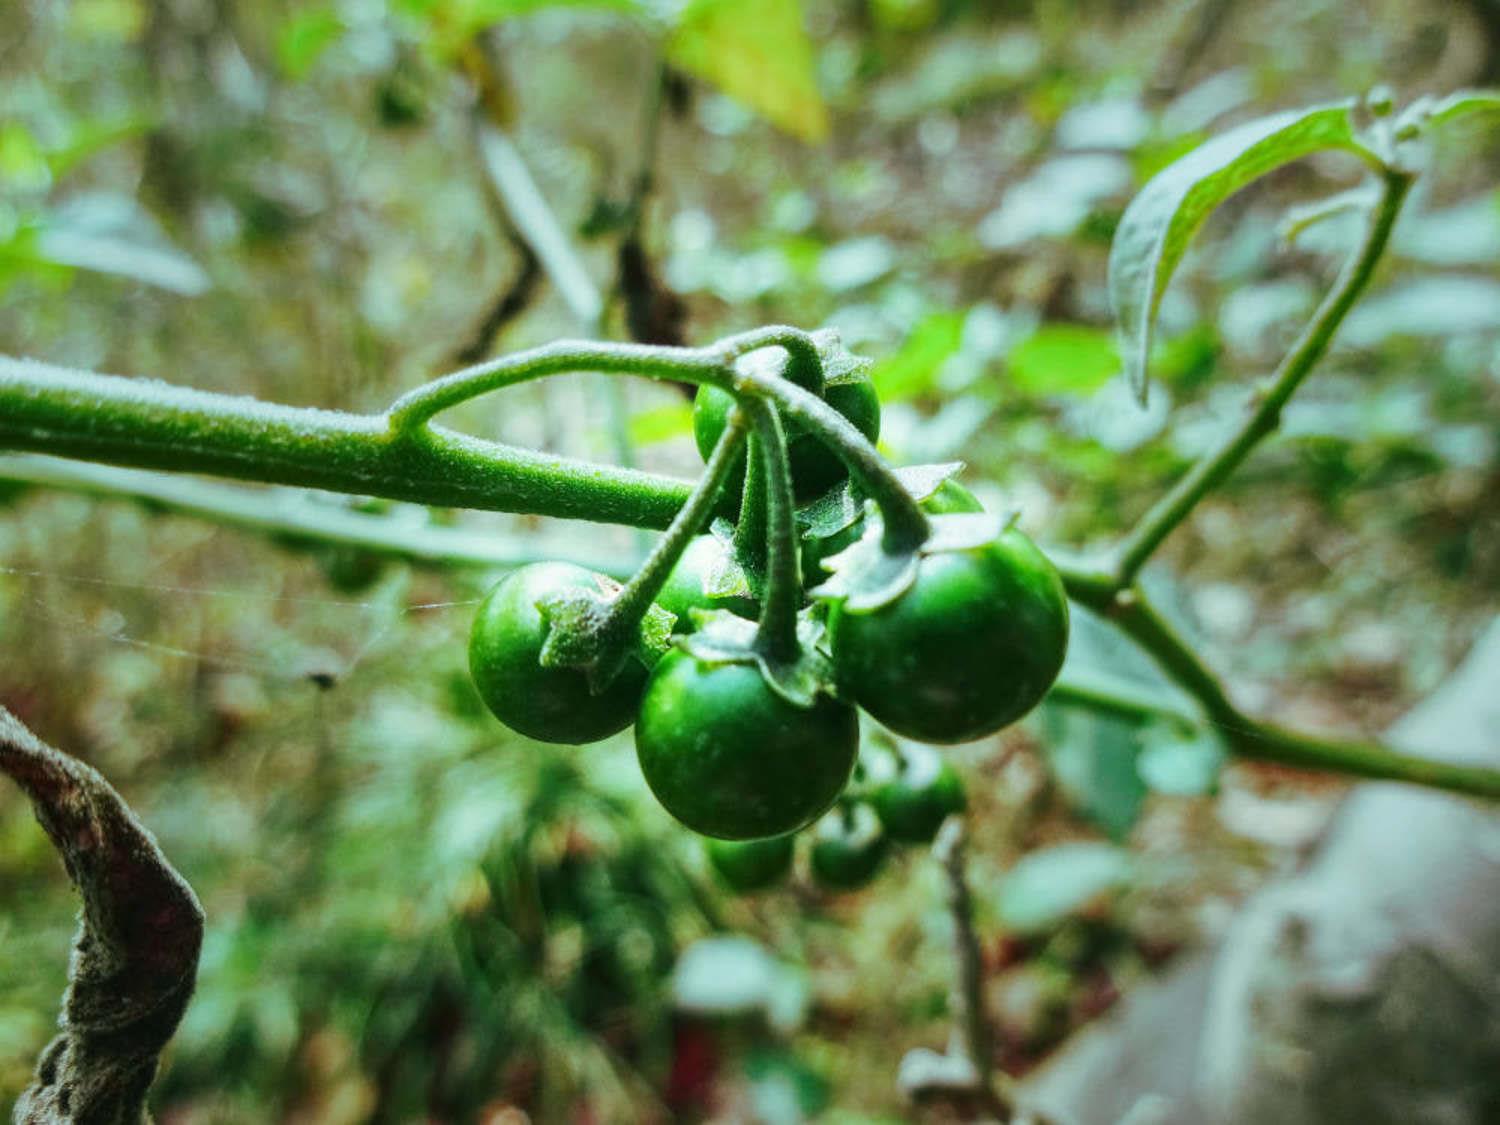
[466,367,1070,850]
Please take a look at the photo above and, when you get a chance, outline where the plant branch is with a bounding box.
[1112,167,1414,587]
[745,372,928,551]
[1109,588,1500,798]
[1022,165,1500,801]
[1049,558,1500,800]
[898,817,1048,1123]
[1,705,204,1124]
[745,397,802,662]
[600,409,750,636]
[0,353,695,529]
[936,818,994,1093]
[0,455,644,577]
[387,338,732,433]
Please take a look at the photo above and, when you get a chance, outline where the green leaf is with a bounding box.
[808,327,874,387]
[1109,101,1381,402]
[870,311,964,401]
[276,6,345,80]
[1421,89,1500,130]
[668,0,830,143]
[1007,324,1120,395]
[996,842,1133,934]
[1039,707,1147,839]
[1137,729,1226,796]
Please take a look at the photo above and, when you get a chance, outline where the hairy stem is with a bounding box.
[747,374,929,551]
[1113,168,1414,586]
[387,338,733,432]
[0,454,644,576]
[0,354,695,529]
[714,325,825,396]
[745,398,802,661]
[1110,589,1500,798]
[732,436,768,584]
[935,819,995,1091]
[601,410,750,635]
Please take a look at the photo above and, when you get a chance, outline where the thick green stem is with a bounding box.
[1106,585,1500,800]
[713,326,825,396]
[0,355,693,529]
[388,338,733,432]
[732,433,768,579]
[600,410,750,638]
[744,398,802,662]
[746,374,929,552]
[1113,168,1414,586]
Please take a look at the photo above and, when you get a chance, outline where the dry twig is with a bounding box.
[1,706,203,1124]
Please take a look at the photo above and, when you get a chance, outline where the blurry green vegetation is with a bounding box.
[3,0,1499,1120]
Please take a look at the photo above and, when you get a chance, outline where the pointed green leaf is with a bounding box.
[1109,101,1381,402]
[1422,89,1500,130]
[669,0,829,143]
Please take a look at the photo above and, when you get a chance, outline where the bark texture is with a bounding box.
[2,706,204,1125]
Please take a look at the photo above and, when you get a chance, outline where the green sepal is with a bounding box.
[893,461,964,502]
[812,510,1017,613]
[634,601,680,668]
[536,574,676,692]
[796,461,965,543]
[809,327,874,388]
[678,610,838,709]
[737,326,873,393]
[703,521,756,600]
[796,480,865,541]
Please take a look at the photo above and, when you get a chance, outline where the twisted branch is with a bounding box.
[1,706,203,1124]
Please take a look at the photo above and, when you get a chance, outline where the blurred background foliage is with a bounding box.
[2,0,1499,1120]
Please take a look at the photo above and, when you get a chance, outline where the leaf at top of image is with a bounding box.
[1109,101,1382,404]
[668,0,829,143]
